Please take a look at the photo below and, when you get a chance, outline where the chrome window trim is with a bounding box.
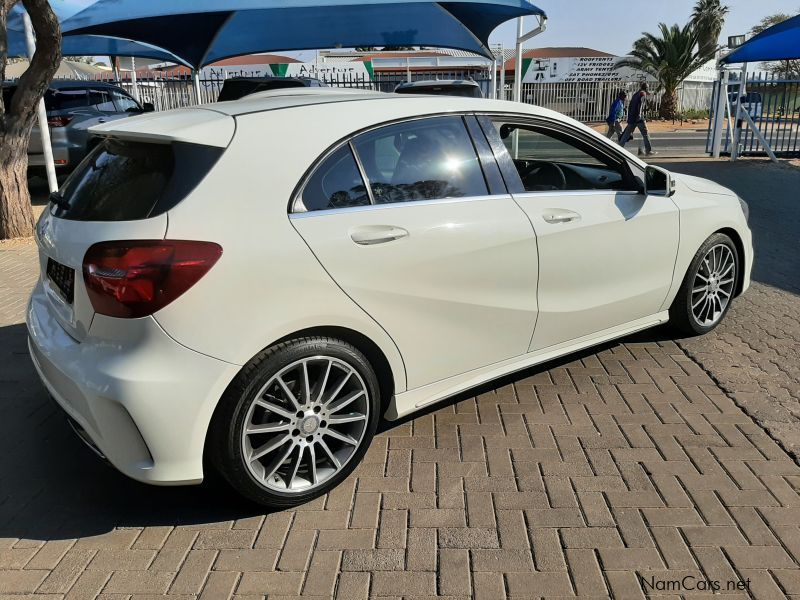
[511,190,642,199]
[290,112,488,214]
[289,193,512,219]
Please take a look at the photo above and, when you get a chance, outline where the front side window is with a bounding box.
[490,119,633,193]
[301,145,370,212]
[88,89,115,112]
[111,90,141,113]
[353,116,488,204]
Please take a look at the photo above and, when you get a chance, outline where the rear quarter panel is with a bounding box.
[154,102,422,394]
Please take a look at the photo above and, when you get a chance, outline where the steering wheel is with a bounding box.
[519,160,567,191]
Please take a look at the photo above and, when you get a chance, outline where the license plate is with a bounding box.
[46,258,75,304]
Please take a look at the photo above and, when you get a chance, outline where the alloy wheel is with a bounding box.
[241,356,370,493]
[690,243,736,327]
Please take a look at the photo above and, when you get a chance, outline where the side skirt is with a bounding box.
[385,311,669,420]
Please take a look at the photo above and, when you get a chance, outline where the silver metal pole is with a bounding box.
[23,12,58,193]
[129,56,140,102]
[499,47,506,100]
[193,69,203,105]
[513,17,524,103]
[490,59,497,99]
[711,69,729,158]
[731,62,747,161]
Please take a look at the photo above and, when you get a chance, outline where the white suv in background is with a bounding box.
[28,89,752,507]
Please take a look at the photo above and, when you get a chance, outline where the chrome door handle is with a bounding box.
[350,225,409,245]
[542,210,580,224]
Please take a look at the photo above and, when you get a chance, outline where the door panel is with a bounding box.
[515,191,679,350]
[292,197,539,389]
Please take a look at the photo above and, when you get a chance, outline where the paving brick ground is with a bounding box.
[0,159,798,599]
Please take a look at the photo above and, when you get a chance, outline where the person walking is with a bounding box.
[619,82,656,156]
[605,90,626,141]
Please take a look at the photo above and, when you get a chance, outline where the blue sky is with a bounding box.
[286,1,800,62]
[487,0,799,55]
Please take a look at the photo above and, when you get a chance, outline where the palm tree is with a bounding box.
[616,23,714,120]
[692,0,729,57]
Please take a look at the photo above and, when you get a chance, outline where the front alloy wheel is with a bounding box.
[209,337,380,507]
[670,232,739,336]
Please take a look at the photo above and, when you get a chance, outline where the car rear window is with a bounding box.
[396,85,481,98]
[53,139,224,221]
[45,88,89,111]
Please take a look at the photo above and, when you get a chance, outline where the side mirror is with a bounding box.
[644,165,675,197]
[142,102,155,113]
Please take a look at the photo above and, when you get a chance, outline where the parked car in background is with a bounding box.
[394,79,483,98]
[28,89,752,507]
[216,76,326,102]
[1,80,153,175]
[727,90,763,119]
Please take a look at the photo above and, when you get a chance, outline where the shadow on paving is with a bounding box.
[0,318,677,543]
[654,159,800,296]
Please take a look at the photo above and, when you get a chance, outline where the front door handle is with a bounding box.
[350,225,409,246]
[542,210,581,224]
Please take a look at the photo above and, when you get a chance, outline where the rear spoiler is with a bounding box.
[89,107,235,148]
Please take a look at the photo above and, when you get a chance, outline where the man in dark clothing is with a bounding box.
[605,90,626,140]
[619,82,655,155]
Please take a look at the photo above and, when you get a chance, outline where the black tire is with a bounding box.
[669,232,739,336]
[207,336,380,508]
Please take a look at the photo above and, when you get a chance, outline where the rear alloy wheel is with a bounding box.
[209,337,379,507]
[670,233,739,336]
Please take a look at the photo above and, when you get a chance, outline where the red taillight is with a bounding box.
[47,116,74,127]
[83,240,222,318]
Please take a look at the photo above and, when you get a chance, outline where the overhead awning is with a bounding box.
[6,4,189,66]
[61,0,546,68]
[721,14,800,64]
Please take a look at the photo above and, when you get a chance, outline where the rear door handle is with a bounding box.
[542,210,581,224]
[350,225,409,245]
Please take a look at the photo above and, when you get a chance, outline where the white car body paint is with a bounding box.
[28,90,752,485]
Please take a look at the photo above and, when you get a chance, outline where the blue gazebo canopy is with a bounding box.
[6,4,189,65]
[722,14,800,64]
[61,0,546,68]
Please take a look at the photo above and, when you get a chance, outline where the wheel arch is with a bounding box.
[714,227,746,297]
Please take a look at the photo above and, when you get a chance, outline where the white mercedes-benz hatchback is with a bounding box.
[27,89,752,506]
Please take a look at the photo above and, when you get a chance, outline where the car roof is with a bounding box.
[1,79,127,91]
[395,80,479,88]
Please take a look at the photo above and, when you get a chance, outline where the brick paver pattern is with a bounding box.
[1,159,799,599]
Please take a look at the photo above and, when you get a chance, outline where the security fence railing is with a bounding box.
[13,70,713,125]
[705,71,800,157]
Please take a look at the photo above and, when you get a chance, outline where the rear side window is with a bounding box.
[352,116,488,204]
[54,139,223,221]
[301,145,370,211]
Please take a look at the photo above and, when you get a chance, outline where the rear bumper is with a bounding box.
[26,281,241,485]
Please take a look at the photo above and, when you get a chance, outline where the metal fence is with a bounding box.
[705,71,800,157]
[30,70,712,125]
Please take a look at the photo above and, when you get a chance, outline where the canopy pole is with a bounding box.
[129,56,140,102]
[490,58,497,99]
[513,17,524,104]
[110,56,120,81]
[193,69,203,105]
[711,69,729,158]
[23,12,57,193]
[731,62,747,162]
[499,48,506,100]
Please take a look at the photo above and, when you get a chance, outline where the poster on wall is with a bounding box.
[520,57,716,84]
[204,62,374,82]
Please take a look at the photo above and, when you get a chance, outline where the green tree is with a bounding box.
[0,0,62,240]
[750,11,800,78]
[616,23,714,119]
[691,0,729,57]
